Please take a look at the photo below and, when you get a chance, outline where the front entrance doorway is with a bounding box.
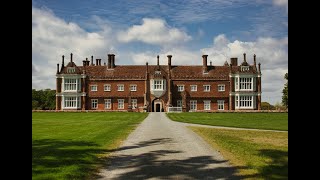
[152,99,163,112]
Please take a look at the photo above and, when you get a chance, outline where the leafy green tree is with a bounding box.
[32,89,56,110]
[282,73,288,109]
[261,102,275,110]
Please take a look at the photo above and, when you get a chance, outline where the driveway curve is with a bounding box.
[97,112,240,179]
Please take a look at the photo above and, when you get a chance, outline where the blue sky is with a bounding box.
[32,0,288,105]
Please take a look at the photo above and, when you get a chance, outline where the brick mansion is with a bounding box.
[55,53,262,112]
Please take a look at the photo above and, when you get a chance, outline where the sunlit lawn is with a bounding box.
[32,112,148,179]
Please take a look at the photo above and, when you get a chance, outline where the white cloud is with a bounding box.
[118,18,191,46]
[32,7,115,90]
[201,34,288,104]
[273,0,288,12]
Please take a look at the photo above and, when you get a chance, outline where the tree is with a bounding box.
[282,73,288,109]
[261,102,275,110]
[32,89,56,110]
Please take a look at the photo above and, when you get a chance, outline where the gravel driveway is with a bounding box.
[97,112,240,179]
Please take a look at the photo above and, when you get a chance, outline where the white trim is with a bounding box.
[118,99,124,109]
[130,85,137,91]
[218,84,225,92]
[104,84,111,91]
[104,99,111,109]
[117,84,124,91]
[131,99,137,109]
[203,85,211,92]
[235,95,254,109]
[56,74,86,78]
[91,99,98,109]
[177,85,184,92]
[217,100,224,110]
[190,85,197,91]
[190,100,197,111]
[204,100,211,110]
[90,85,98,91]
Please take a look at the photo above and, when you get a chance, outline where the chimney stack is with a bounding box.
[254,54,256,67]
[202,55,208,73]
[258,63,261,73]
[243,53,246,62]
[230,58,238,66]
[167,55,172,70]
[99,59,102,65]
[91,56,94,66]
[61,55,65,68]
[111,54,115,68]
[96,59,98,66]
[157,55,159,66]
[210,61,212,66]
[107,54,111,68]
[70,53,73,62]
[83,60,86,66]
[57,64,59,74]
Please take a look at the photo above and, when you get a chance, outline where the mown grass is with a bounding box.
[32,112,148,180]
[190,127,288,179]
[167,113,288,131]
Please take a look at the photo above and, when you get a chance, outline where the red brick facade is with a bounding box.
[56,53,262,112]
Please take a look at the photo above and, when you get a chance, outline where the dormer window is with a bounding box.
[241,66,249,71]
[155,71,161,75]
[67,67,75,73]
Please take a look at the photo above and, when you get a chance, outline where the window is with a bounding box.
[104,99,111,109]
[177,100,182,107]
[155,71,161,74]
[131,99,137,109]
[190,100,197,110]
[218,84,225,92]
[241,66,249,71]
[177,85,184,92]
[217,100,224,110]
[91,85,97,91]
[239,96,253,108]
[118,99,124,109]
[190,85,197,91]
[235,78,239,90]
[153,80,163,90]
[239,78,253,90]
[130,85,137,91]
[204,85,210,92]
[91,99,98,109]
[67,67,75,73]
[104,84,111,91]
[117,84,124,91]
[204,101,211,110]
[64,97,80,108]
[64,78,78,91]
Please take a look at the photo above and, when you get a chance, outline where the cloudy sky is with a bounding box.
[32,0,288,105]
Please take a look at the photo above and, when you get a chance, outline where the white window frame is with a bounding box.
[190,85,197,91]
[153,80,163,90]
[63,96,80,109]
[104,84,111,91]
[190,100,197,111]
[177,85,184,92]
[104,99,111,109]
[117,84,124,91]
[203,85,210,92]
[241,66,250,71]
[218,84,225,92]
[118,99,124,109]
[67,67,75,73]
[63,78,79,92]
[91,99,98,109]
[204,100,211,110]
[235,77,254,91]
[91,85,97,92]
[217,100,224,110]
[130,85,137,91]
[177,100,182,107]
[131,99,137,109]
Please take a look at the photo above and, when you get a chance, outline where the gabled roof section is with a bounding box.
[60,61,82,74]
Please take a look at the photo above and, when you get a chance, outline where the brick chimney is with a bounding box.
[230,58,238,66]
[258,63,261,73]
[202,55,208,73]
[70,53,73,62]
[96,58,98,66]
[91,56,94,66]
[61,55,65,70]
[111,54,115,68]
[82,60,86,66]
[157,55,159,66]
[167,55,172,70]
[107,54,112,68]
[254,54,256,67]
[243,53,246,62]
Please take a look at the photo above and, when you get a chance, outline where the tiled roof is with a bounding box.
[60,61,259,79]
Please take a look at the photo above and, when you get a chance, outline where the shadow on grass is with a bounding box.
[258,149,288,179]
[32,139,106,179]
[96,138,255,179]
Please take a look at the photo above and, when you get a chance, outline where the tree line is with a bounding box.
[32,89,56,110]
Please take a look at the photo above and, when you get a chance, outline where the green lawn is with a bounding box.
[167,113,288,131]
[32,112,148,180]
[190,127,288,179]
